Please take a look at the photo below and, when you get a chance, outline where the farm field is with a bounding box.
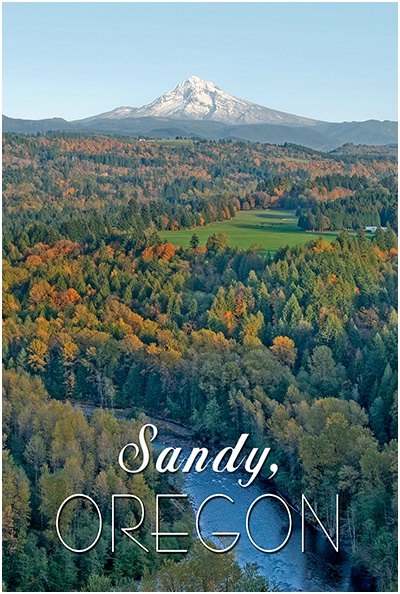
[160,209,346,251]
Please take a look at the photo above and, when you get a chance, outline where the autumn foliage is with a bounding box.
[270,336,297,367]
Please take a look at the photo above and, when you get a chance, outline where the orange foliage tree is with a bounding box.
[270,336,297,367]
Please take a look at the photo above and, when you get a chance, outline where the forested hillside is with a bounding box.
[3,134,397,243]
[2,133,398,591]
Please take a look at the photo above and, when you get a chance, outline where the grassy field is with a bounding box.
[150,138,194,146]
[160,209,344,252]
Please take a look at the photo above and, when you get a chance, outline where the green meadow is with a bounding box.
[160,209,343,252]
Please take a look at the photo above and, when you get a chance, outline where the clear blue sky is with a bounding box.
[2,2,398,122]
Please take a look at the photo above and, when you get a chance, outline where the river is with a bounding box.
[73,405,353,591]
[153,420,353,592]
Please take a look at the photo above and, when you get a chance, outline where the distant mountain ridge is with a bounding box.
[3,76,398,150]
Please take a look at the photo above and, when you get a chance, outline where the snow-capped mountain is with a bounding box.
[132,76,318,125]
[87,76,318,126]
[4,76,397,150]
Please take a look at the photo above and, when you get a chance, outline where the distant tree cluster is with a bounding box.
[297,183,397,232]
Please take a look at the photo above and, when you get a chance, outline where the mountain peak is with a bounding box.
[186,75,207,84]
[171,75,221,99]
[82,77,319,127]
[133,77,317,126]
[182,75,220,90]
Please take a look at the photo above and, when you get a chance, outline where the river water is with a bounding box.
[73,406,353,591]
[155,430,353,592]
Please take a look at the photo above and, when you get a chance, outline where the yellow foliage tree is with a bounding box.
[27,339,48,372]
[270,335,297,367]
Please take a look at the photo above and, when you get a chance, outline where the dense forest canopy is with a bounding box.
[2,133,398,592]
[3,134,397,243]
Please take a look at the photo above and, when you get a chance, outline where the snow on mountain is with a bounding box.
[79,106,137,122]
[85,76,318,126]
[132,76,318,125]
